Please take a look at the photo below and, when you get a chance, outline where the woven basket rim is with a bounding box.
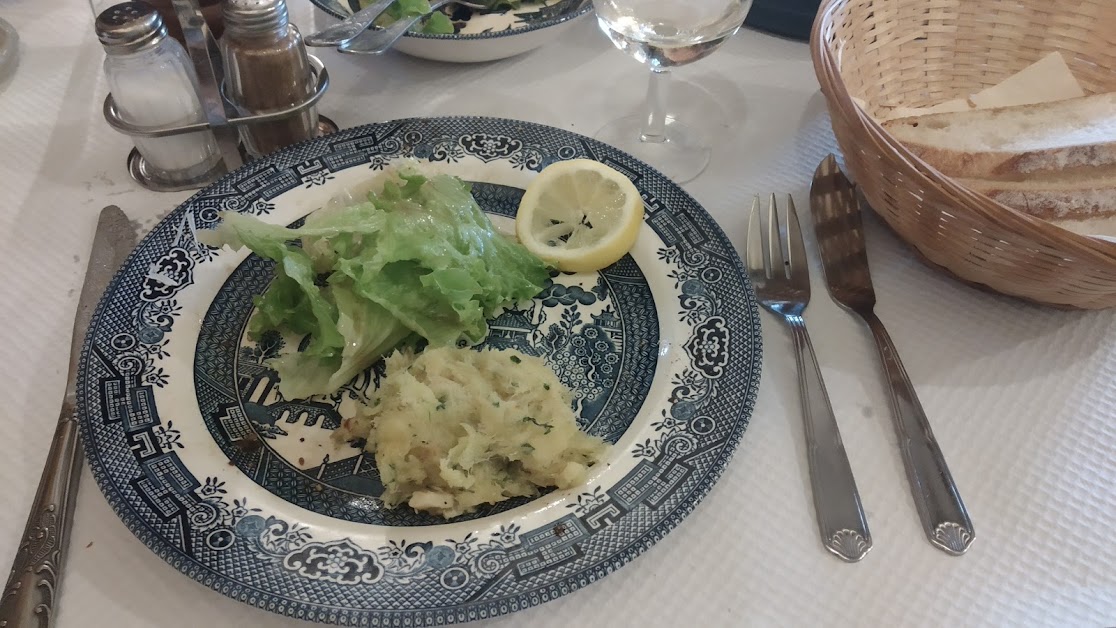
[809,0,1116,265]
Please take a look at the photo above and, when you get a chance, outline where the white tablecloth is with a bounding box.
[1,1,1114,626]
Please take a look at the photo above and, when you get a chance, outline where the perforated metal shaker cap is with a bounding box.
[223,0,290,34]
[95,1,167,54]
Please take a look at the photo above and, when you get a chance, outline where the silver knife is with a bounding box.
[809,155,974,556]
[0,206,138,626]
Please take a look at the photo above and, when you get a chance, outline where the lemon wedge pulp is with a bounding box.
[515,159,645,273]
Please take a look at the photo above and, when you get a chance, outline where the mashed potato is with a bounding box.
[341,346,608,518]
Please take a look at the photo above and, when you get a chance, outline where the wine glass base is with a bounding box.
[595,113,712,184]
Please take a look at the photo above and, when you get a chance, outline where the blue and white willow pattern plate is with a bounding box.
[307,0,592,62]
[77,117,762,626]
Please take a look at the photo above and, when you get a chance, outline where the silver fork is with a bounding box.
[746,193,872,563]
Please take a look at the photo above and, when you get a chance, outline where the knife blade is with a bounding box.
[0,205,138,626]
[809,155,975,556]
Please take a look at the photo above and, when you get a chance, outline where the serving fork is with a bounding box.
[745,193,872,563]
[307,0,486,51]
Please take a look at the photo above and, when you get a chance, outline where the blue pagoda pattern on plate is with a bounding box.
[76,117,762,626]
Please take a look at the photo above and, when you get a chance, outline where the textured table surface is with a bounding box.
[0,1,1114,627]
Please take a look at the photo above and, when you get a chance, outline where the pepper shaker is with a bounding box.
[97,1,223,184]
[221,0,319,159]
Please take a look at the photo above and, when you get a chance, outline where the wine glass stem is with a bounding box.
[640,68,670,144]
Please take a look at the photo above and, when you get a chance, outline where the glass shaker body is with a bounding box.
[221,23,318,159]
[104,37,222,182]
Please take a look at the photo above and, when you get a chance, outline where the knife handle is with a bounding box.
[863,311,974,556]
[786,316,873,562]
[0,402,83,628]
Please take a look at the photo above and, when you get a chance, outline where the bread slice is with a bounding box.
[883,93,1116,179]
[870,51,1086,122]
[961,175,1116,221]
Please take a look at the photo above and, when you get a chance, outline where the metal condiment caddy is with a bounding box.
[101,0,338,192]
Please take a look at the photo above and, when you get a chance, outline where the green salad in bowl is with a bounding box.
[369,0,541,35]
[310,0,592,62]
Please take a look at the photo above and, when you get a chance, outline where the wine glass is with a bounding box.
[593,0,754,183]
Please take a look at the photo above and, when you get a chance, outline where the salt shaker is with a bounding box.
[97,1,222,184]
[221,0,319,159]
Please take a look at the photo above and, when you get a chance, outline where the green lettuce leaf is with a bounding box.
[198,216,345,361]
[369,0,455,35]
[421,10,454,34]
[335,171,549,345]
[266,281,415,400]
[200,168,549,399]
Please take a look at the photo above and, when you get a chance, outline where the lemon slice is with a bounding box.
[515,159,645,273]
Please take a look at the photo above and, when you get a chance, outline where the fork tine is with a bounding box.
[745,195,765,281]
[785,194,811,292]
[766,193,785,280]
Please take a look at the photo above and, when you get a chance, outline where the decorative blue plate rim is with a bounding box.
[76,115,762,626]
[308,0,593,41]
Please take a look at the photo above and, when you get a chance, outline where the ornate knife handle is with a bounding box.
[863,312,974,555]
[0,402,83,628]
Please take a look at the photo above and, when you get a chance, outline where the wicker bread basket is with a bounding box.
[811,0,1116,309]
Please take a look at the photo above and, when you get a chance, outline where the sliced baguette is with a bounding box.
[883,92,1116,179]
[961,175,1116,221]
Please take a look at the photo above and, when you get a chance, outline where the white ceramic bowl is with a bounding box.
[308,0,592,63]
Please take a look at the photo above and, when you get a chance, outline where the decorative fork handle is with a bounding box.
[863,311,974,555]
[0,402,83,628]
[786,316,872,562]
